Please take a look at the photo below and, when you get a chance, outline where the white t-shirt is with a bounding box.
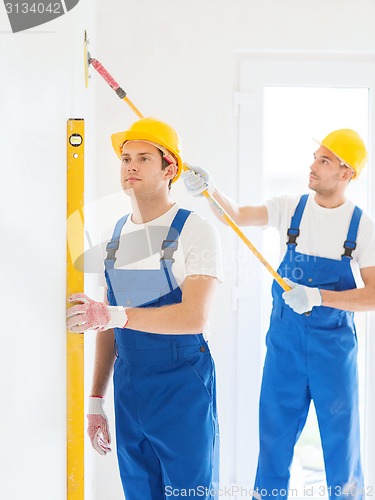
[100,203,222,288]
[265,194,375,272]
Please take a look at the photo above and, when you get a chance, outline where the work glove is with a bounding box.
[87,396,111,456]
[282,278,322,314]
[182,164,215,197]
[67,293,128,333]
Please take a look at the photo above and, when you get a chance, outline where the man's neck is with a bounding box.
[313,191,347,209]
[130,196,174,224]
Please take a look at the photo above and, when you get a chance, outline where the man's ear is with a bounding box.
[164,162,178,181]
[342,166,355,182]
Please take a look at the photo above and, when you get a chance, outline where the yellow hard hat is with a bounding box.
[320,128,368,179]
[111,117,183,183]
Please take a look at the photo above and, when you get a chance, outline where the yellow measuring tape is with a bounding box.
[197,184,290,291]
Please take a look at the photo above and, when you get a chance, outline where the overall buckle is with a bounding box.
[287,228,300,245]
[160,239,178,262]
[342,240,356,259]
[105,239,120,262]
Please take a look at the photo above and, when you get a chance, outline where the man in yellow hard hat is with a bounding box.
[183,128,375,500]
[67,117,221,499]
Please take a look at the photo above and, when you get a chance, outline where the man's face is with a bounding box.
[120,141,176,196]
[308,145,352,195]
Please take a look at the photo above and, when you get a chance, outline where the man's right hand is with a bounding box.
[87,396,111,455]
[182,164,215,197]
[67,293,128,333]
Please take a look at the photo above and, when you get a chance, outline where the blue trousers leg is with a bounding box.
[308,326,363,500]
[254,321,310,499]
[114,352,218,500]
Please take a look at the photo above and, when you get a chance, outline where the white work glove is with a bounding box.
[67,293,128,333]
[282,278,322,314]
[182,164,215,197]
[87,396,111,456]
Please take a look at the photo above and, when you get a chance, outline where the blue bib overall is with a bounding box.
[104,209,219,500]
[254,195,363,500]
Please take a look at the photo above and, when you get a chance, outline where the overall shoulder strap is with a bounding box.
[160,208,192,293]
[104,214,130,270]
[160,208,192,262]
[287,194,308,247]
[342,206,363,259]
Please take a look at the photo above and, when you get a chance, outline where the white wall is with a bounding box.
[2,1,375,499]
[0,2,96,499]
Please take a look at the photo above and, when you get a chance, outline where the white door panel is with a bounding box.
[234,52,375,494]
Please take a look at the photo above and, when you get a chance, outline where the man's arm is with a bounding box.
[88,297,114,455]
[182,166,267,227]
[90,329,116,396]
[90,294,116,396]
[320,266,375,312]
[70,281,216,336]
[209,188,268,227]
[125,275,217,334]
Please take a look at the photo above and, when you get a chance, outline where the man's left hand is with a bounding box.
[282,279,322,314]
